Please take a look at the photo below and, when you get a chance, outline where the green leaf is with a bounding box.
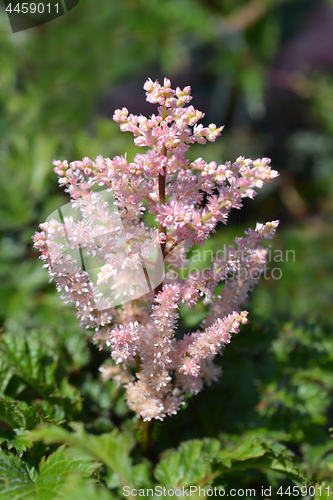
[154,439,220,488]
[32,423,135,489]
[0,399,52,430]
[56,472,118,500]
[38,445,99,481]
[0,331,82,417]
[314,482,333,499]
[0,361,14,396]
[0,450,32,487]
[154,437,304,488]
[0,445,101,499]
[215,437,304,484]
[0,429,34,457]
[0,331,58,390]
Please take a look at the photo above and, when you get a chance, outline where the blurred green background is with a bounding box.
[1,0,333,495]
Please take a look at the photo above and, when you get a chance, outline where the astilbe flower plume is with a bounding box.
[33,78,279,421]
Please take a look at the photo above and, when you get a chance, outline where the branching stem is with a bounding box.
[141,419,155,457]
[154,110,167,297]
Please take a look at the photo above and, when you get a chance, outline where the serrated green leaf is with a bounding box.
[38,445,99,480]
[32,423,135,488]
[0,429,34,456]
[131,461,154,489]
[0,445,101,499]
[215,437,304,484]
[154,439,220,488]
[0,449,31,483]
[0,361,14,396]
[217,437,270,467]
[56,472,118,500]
[0,330,82,417]
[0,399,53,430]
[314,482,333,499]
[0,332,58,394]
[155,437,304,488]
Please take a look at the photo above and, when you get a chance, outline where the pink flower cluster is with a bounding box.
[33,78,279,421]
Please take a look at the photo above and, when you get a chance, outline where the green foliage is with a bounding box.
[0,445,100,499]
[57,473,117,500]
[215,438,303,483]
[0,400,51,429]
[0,429,33,457]
[0,423,306,497]
[155,437,304,487]
[0,329,83,421]
[32,423,136,489]
[154,439,220,487]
